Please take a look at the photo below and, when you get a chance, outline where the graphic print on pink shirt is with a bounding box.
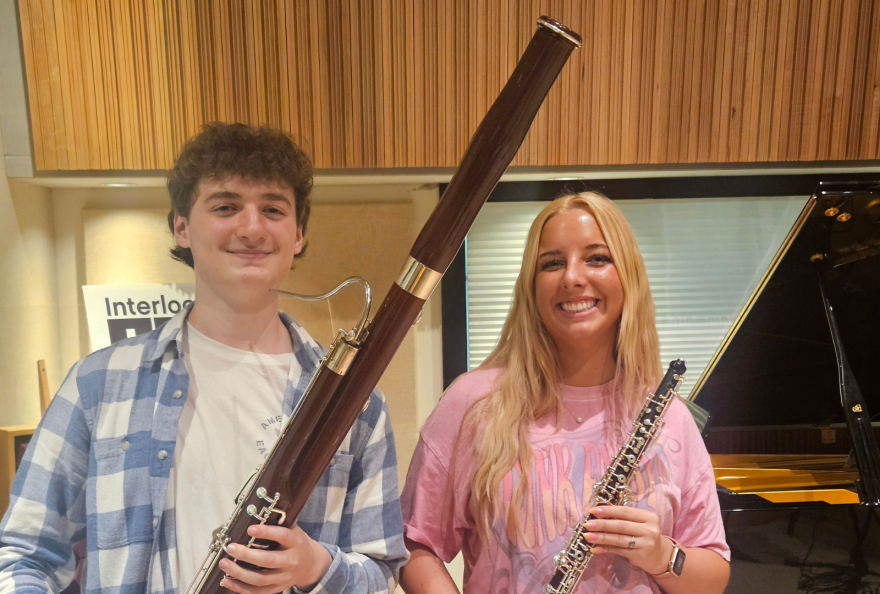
[401,369,729,594]
[491,421,679,592]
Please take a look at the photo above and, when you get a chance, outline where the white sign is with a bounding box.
[82,284,196,351]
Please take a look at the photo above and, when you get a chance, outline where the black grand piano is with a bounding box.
[690,180,880,593]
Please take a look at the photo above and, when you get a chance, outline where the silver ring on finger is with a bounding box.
[628,536,636,550]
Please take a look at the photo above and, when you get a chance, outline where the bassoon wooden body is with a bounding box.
[187,16,581,594]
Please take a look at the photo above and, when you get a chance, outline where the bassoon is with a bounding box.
[186,16,581,594]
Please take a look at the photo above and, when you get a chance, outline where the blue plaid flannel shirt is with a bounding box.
[0,307,407,594]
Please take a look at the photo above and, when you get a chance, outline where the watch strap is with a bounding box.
[648,536,686,578]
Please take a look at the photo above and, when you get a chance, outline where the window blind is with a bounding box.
[465,196,808,399]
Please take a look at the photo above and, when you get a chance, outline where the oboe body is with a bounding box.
[543,359,686,594]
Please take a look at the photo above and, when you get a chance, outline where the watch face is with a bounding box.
[671,548,686,576]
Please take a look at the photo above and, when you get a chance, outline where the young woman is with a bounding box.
[399,193,730,594]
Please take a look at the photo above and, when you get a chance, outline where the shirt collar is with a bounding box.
[142,302,324,370]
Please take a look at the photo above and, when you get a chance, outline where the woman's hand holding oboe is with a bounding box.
[583,506,673,575]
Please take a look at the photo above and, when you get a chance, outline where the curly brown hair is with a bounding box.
[167,122,314,268]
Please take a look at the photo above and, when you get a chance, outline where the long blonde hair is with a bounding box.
[464,192,661,542]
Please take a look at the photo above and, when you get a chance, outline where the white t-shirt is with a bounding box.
[170,321,297,590]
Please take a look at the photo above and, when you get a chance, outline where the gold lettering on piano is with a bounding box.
[852,404,863,412]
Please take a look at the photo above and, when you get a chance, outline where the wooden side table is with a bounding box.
[0,425,38,517]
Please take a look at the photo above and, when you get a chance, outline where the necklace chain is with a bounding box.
[560,400,584,424]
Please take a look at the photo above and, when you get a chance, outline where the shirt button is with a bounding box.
[158,450,168,460]
[173,390,183,399]
[153,517,159,528]
[329,458,336,467]
[121,440,130,451]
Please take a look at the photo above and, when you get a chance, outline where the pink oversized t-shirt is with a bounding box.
[401,369,729,594]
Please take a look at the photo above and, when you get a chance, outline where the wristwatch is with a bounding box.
[649,536,686,578]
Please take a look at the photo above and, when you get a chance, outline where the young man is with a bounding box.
[0,123,407,594]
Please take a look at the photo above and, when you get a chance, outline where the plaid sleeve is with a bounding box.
[0,361,91,594]
[302,391,408,594]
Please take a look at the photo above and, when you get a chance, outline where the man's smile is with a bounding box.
[228,249,273,259]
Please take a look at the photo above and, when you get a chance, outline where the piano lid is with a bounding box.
[691,180,880,428]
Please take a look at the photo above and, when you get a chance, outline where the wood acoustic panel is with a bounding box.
[18,0,880,171]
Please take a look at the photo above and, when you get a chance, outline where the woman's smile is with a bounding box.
[558,298,599,315]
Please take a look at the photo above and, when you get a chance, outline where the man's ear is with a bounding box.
[174,212,191,248]
[293,225,304,255]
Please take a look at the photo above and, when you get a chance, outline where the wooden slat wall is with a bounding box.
[18,0,880,171]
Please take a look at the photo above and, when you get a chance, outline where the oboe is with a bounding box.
[543,360,686,594]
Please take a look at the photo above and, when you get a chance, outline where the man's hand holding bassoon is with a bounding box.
[219,523,333,594]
